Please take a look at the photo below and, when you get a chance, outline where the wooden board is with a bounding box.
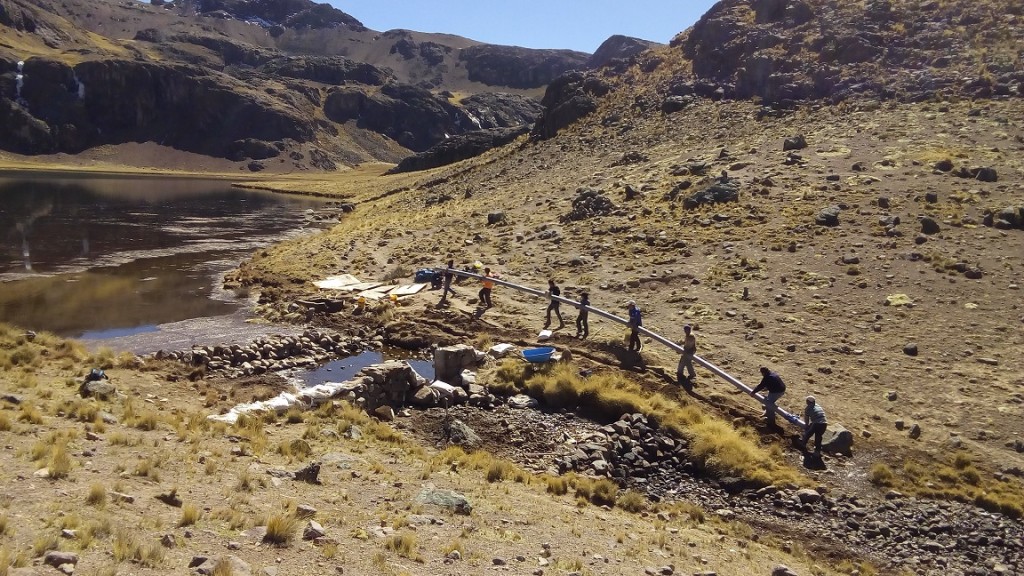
[344,282,384,292]
[389,283,428,296]
[358,285,399,300]
[313,274,361,290]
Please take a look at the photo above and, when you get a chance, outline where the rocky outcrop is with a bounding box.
[156,33,279,68]
[459,92,544,129]
[388,125,528,173]
[261,56,394,86]
[459,45,589,89]
[672,0,1024,104]
[587,35,661,69]
[324,83,475,151]
[195,0,365,31]
[531,71,610,139]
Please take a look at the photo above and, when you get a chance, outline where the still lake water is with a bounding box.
[0,172,325,340]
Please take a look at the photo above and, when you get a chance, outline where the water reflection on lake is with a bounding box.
[0,172,325,338]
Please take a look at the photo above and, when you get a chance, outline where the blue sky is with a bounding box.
[327,1,720,53]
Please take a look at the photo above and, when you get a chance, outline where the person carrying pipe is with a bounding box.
[575,292,590,339]
[439,259,457,304]
[626,301,643,352]
[752,366,786,427]
[544,279,565,329]
[478,267,495,308]
[800,396,828,453]
[677,324,697,389]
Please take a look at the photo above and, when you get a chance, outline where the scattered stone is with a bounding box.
[783,135,808,151]
[683,180,739,209]
[161,534,177,548]
[509,394,539,409]
[886,391,898,401]
[772,566,800,576]
[815,206,841,227]
[416,485,472,515]
[902,343,918,356]
[794,489,822,504]
[372,405,395,422]
[909,424,922,440]
[895,420,905,431]
[920,216,941,235]
[303,521,326,541]
[1,393,23,404]
[444,419,481,447]
[296,505,317,518]
[110,491,135,504]
[293,461,322,484]
[43,551,78,568]
[487,211,507,225]
[977,357,999,366]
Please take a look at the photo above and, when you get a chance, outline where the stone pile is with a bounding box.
[562,188,618,222]
[555,413,694,483]
[157,328,367,376]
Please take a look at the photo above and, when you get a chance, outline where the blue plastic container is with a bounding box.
[522,347,556,363]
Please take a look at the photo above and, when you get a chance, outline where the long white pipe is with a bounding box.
[446,268,805,427]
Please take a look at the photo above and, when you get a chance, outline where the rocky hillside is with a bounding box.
[0,0,651,170]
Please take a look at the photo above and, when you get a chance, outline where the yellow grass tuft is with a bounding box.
[263,514,299,546]
[86,483,107,507]
[178,504,201,527]
[385,532,420,561]
[47,443,72,480]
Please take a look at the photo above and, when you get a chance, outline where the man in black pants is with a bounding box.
[575,292,590,339]
[751,366,786,427]
[439,259,457,304]
[544,279,565,329]
[801,396,828,454]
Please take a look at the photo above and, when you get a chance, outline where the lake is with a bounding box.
[0,172,325,343]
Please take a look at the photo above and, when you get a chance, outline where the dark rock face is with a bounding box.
[196,0,365,31]
[459,45,589,89]
[2,57,314,157]
[459,92,543,129]
[324,83,475,152]
[389,37,451,67]
[388,125,528,174]
[531,71,610,139]
[587,35,662,69]
[261,56,394,86]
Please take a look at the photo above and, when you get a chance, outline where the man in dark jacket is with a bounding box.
[751,366,786,427]
[626,301,643,352]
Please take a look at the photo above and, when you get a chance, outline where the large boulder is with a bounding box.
[459,93,544,129]
[822,423,854,455]
[416,485,472,515]
[587,35,662,69]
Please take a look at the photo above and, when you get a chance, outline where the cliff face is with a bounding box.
[0,0,610,167]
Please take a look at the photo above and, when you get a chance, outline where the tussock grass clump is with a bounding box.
[211,558,235,576]
[385,532,420,561]
[542,474,568,495]
[0,513,9,536]
[491,362,798,485]
[178,504,201,527]
[0,412,11,432]
[434,446,531,484]
[32,532,60,556]
[263,513,299,546]
[47,443,72,480]
[112,529,164,567]
[278,438,312,460]
[17,404,43,425]
[616,490,648,513]
[572,476,618,507]
[86,483,107,507]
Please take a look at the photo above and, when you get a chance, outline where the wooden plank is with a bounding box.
[389,283,428,296]
[313,274,361,290]
[344,282,383,292]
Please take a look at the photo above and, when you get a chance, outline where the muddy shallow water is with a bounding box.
[0,172,325,341]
